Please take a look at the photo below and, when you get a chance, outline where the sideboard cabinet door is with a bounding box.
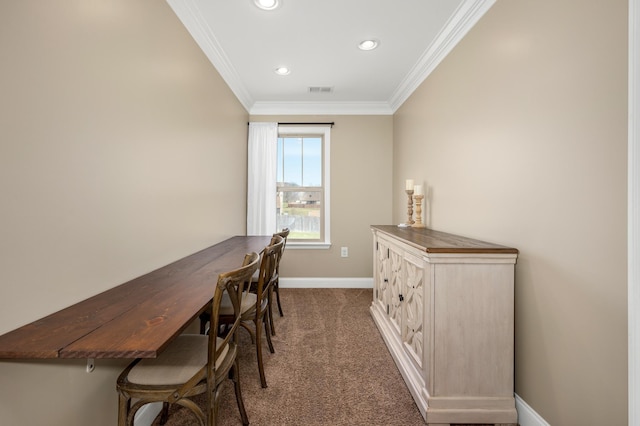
[388,243,403,334]
[371,232,428,412]
[401,251,424,373]
[373,235,403,335]
[373,237,389,314]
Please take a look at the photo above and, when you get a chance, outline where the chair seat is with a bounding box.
[127,335,228,386]
[220,291,258,316]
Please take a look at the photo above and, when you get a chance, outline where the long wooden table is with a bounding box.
[0,235,272,360]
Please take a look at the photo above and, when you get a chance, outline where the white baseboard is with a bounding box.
[515,394,550,426]
[134,402,162,426]
[279,277,373,288]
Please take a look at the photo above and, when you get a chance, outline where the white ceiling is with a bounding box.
[166,0,495,115]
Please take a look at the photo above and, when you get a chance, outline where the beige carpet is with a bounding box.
[153,288,427,426]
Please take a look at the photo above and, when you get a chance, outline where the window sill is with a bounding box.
[287,242,331,250]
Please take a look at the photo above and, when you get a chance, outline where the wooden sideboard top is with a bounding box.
[371,225,518,255]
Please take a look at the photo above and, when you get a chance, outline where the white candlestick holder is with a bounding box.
[412,194,426,228]
[404,189,415,226]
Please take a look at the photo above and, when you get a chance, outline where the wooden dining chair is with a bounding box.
[266,228,288,335]
[219,234,284,388]
[201,229,289,337]
[116,252,260,426]
[244,228,289,337]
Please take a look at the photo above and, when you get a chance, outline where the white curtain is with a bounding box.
[247,122,278,235]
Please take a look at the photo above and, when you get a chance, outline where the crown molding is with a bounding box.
[249,101,394,116]
[167,0,495,116]
[166,0,254,111]
[388,0,496,112]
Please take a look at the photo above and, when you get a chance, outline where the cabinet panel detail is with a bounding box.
[388,246,403,334]
[402,253,424,369]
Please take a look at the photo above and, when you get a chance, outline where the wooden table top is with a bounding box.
[371,225,518,254]
[0,235,272,360]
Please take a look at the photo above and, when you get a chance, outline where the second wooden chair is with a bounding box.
[221,234,284,388]
[263,228,288,336]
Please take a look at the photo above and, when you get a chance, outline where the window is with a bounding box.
[276,126,330,248]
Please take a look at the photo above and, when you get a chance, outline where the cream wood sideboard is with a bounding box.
[370,225,518,426]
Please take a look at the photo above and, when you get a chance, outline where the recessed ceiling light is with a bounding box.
[254,0,280,10]
[358,39,379,51]
[275,66,290,75]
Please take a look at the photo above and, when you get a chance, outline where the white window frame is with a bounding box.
[277,126,331,249]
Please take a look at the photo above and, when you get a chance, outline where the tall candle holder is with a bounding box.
[412,194,426,228]
[405,189,415,226]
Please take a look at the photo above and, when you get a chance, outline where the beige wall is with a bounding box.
[0,1,248,425]
[394,1,628,424]
[250,115,394,278]
[0,0,629,424]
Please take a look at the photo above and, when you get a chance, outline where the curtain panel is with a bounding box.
[247,122,278,235]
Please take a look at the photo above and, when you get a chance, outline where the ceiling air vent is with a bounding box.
[308,86,333,94]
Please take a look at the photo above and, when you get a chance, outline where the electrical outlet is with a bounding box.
[341,247,348,257]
